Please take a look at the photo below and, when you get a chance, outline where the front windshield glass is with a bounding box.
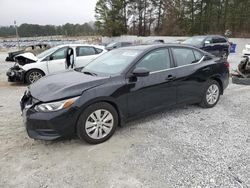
[83,49,141,75]
[183,36,205,46]
[36,46,59,59]
[106,42,117,48]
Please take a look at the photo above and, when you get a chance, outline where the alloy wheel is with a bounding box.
[29,71,43,83]
[85,109,114,140]
[206,84,219,105]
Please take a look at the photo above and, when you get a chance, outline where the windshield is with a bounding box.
[83,49,141,75]
[106,42,118,48]
[36,46,60,59]
[183,36,206,46]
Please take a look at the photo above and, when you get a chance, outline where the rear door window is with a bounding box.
[172,48,196,66]
[76,47,96,56]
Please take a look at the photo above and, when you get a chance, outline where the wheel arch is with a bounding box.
[209,76,223,95]
[74,98,125,134]
[24,68,46,83]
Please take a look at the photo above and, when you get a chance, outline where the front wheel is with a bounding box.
[200,80,221,108]
[77,102,118,144]
[25,69,44,84]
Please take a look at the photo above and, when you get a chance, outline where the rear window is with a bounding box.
[183,36,206,46]
[95,48,103,54]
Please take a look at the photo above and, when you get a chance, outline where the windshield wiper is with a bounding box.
[82,71,97,76]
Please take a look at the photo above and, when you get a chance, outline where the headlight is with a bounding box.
[34,96,80,112]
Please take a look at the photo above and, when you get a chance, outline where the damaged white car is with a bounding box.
[6,44,106,84]
[242,44,250,56]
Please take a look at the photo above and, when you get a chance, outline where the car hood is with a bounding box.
[15,52,38,62]
[29,70,109,102]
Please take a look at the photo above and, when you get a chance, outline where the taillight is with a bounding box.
[224,62,230,69]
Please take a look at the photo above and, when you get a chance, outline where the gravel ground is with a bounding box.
[0,51,249,188]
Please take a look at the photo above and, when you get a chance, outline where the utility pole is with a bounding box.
[14,20,20,49]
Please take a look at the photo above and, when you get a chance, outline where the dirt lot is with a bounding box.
[0,51,250,188]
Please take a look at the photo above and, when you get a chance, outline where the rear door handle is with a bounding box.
[165,75,176,81]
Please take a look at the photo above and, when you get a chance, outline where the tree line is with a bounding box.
[95,0,250,37]
[0,22,96,37]
[1,0,249,38]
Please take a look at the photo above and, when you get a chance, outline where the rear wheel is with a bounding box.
[77,102,118,144]
[25,69,44,84]
[200,80,221,108]
[221,51,228,60]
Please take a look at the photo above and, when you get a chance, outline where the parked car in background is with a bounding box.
[7,44,106,84]
[5,43,51,62]
[20,44,229,144]
[105,42,132,51]
[242,44,250,55]
[183,35,230,59]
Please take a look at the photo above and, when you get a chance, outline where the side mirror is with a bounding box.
[49,56,54,60]
[132,67,150,77]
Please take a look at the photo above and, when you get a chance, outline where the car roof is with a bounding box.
[53,43,106,49]
[189,35,226,38]
[120,43,203,51]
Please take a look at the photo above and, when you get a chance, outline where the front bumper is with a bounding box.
[21,93,79,140]
[6,66,25,82]
[242,49,250,56]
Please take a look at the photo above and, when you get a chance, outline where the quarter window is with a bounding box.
[95,48,103,54]
[193,50,203,61]
[76,47,96,56]
[136,48,171,72]
[172,48,196,66]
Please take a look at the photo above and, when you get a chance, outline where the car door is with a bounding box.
[47,47,68,73]
[171,47,206,104]
[75,46,99,67]
[126,48,177,116]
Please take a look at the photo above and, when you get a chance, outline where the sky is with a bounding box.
[0,0,98,26]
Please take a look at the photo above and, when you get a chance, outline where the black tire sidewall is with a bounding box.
[25,69,44,84]
[201,80,221,108]
[77,102,118,144]
[221,51,228,60]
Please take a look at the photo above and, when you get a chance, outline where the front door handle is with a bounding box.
[165,75,176,81]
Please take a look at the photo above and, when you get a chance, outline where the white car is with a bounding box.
[7,44,107,84]
[242,44,250,56]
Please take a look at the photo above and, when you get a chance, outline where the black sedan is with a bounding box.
[20,44,229,144]
[183,35,230,59]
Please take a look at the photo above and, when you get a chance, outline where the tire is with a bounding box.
[25,69,44,84]
[221,51,228,60]
[232,76,250,85]
[77,102,118,144]
[199,80,221,108]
